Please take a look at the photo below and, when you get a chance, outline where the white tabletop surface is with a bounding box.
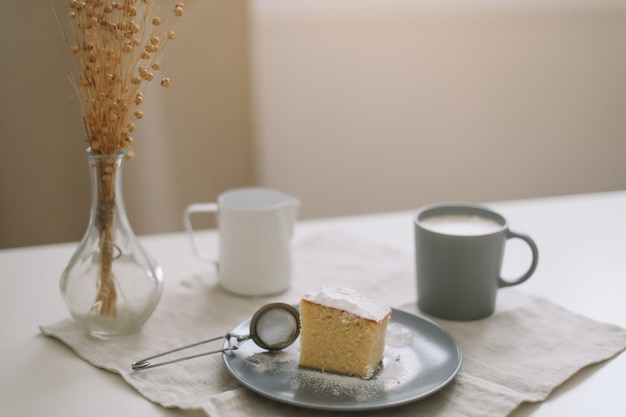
[1,191,625,416]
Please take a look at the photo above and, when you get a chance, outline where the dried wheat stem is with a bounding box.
[93,161,118,317]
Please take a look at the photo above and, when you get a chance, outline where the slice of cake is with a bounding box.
[298,287,392,379]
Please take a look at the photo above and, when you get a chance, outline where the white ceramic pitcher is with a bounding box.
[183,187,300,296]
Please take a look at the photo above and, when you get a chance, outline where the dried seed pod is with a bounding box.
[140,70,154,81]
[57,0,189,154]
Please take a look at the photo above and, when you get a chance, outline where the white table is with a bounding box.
[1,191,625,416]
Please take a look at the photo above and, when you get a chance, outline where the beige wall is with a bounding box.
[0,1,254,248]
[2,1,625,248]
[248,0,626,219]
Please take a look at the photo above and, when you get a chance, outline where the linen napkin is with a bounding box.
[40,232,626,417]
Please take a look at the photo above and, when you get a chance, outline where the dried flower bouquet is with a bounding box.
[53,0,187,320]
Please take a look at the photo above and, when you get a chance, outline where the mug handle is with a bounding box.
[183,203,219,265]
[498,230,539,288]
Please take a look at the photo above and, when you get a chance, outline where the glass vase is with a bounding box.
[60,149,163,338]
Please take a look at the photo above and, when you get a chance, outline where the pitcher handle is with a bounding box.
[183,203,219,265]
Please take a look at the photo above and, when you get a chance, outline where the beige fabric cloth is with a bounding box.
[40,232,626,417]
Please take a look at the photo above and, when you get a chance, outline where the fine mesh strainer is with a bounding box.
[131,303,300,371]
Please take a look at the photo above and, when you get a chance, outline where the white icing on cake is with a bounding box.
[303,287,391,322]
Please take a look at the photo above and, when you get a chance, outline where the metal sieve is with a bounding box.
[131,303,300,371]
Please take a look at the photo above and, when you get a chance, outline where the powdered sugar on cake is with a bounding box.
[303,287,391,322]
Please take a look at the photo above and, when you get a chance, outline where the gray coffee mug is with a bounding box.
[414,204,539,320]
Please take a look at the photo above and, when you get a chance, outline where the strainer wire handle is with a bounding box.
[131,333,250,371]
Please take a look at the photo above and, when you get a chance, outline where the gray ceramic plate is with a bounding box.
[222,307,462,411]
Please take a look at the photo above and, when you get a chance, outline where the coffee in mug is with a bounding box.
[414,204,539,320]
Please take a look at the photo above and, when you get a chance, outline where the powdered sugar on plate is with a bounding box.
[245,350,295,374]
[386,321,415,348]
